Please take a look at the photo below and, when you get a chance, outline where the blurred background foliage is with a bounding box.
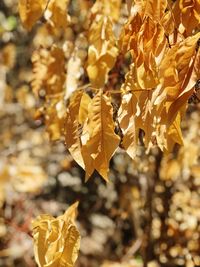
[0,0,200,267]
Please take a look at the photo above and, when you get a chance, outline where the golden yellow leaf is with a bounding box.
[32,202,80,267]
[91,0,122,21]
[1,44,16,70]
[31,45,66,140]
[119,62,185,153]
[32,45,66,96]
[46,99,66,140]
[119,1,200,153]
[119,8,167,90]
[119,12,142,55]
[160,32,200,101]
[18,0,48,31]
[87,15,118,88]
[65,91,91,169]
[0,166,9,208]
[78,92,91,125]
[118,93,138,158]
[144,0,167,21]
[173,0,200,36]
[161,32,200,124]
[45,0,70,28]
[166,110,184,151]
[82,91,120,181]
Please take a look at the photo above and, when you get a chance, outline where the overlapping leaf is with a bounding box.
[32,45,66,140]
[65,90,120,181]
[173,0,200,36]
[18,0,48,30]
[65,90,91,169]
[32,45,65,96]
[87,15,118,88]
[118,93,138,159]
[18,0,70,30]
[81,91,120,181]
[45,0,70,28]
[91,0,122,21]
[19,0,200,179]
[32,202,80,267]
[118,0,200,153]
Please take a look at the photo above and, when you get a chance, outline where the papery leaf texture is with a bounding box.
[18,0,48,30]
[82,91,120,181]
[32,202,80,267]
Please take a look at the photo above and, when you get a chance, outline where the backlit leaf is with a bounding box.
[65,91,91,169]
[82,91,120,181]
[91,0,122,21]
[18,0,48,31]
[32,202,80,267]
[87,15,118,88]
[45,0,70,28]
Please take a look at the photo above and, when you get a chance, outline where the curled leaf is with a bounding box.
[32,202,80,267]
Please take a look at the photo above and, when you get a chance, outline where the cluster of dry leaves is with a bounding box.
[18,0,200,182]
[1,0,200,267]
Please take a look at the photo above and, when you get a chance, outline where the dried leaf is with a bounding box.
[1,44,16,70]
[18,0,48,31]
[173,0,200,36]
[87,15,118,88]
[0,165,9,208]
[32,45,66,96]
[65,54,82,100]
[32,202,80,267]
[144,0,167,21]
[91,0,122,21]
[82,91,120,181]
[65,91,91,169]
[45,0,70,28]
[118,93,138,158]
